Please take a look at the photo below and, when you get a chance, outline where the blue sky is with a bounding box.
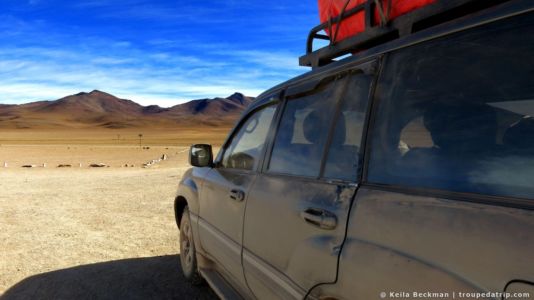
[0,0,318,106]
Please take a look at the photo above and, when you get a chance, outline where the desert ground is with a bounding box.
[0,130,222,299]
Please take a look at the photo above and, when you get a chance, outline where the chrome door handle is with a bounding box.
[300,208,337,230]
[229,189,245,202]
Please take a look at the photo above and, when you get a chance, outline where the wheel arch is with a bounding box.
[174,196,188,229]
[174,173,202,228]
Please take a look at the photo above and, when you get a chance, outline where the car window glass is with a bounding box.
[222,105,276,171]
[268,79,340,177]
[323,74,372,181]
[368,12,534,199]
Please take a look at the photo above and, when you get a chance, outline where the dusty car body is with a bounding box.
[174,1,534,299]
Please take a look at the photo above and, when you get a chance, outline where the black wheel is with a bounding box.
[179,206,203,285]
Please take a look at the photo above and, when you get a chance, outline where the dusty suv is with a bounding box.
[174,1,534,299]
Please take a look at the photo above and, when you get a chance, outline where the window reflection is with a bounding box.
[368,13,534,199]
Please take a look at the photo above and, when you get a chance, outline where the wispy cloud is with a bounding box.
[0,0,316,106]
[91,57,136,65]
[0,43,298,106]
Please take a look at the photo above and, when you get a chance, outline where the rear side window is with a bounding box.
[268,71,372,179]
[368,12,534,199]
[323,74,372,180]
[268,80,339,177]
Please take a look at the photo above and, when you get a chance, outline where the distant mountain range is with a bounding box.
[0,90,254,129]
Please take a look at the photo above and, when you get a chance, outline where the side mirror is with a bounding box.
[189,144,213,167]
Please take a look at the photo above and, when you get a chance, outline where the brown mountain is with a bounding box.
[38,90,144,115]
[0,90,254,129]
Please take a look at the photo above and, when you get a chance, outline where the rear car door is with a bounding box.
[315,10,534,299]
[242,64,376,299]
[198,100,278,293]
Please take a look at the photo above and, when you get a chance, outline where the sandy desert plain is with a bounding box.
[0,129,226,299]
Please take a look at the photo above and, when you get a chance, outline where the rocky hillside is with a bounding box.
[0,90,254,129]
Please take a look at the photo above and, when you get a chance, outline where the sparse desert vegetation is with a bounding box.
[0,130,222,298]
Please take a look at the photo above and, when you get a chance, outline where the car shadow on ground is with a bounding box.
[1,255,217,300]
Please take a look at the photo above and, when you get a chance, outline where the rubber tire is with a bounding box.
[179,206,203,285]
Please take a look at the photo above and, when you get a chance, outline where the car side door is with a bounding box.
[242,63,376,299]
[197,99,279,294]
[314,12,534,299]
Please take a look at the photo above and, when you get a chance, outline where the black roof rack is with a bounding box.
[299,0,510,68]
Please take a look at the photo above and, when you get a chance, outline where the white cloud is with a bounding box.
[0,7,309,107]
[91,57,136,65]
[0,39,306,106]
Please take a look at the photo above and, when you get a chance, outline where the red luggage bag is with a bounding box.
[319,0,436,42]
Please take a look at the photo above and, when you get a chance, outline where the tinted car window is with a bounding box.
[368,13,534,199]
[222,105,276,171]
[323,74,372,181]
[268,80,340,177]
